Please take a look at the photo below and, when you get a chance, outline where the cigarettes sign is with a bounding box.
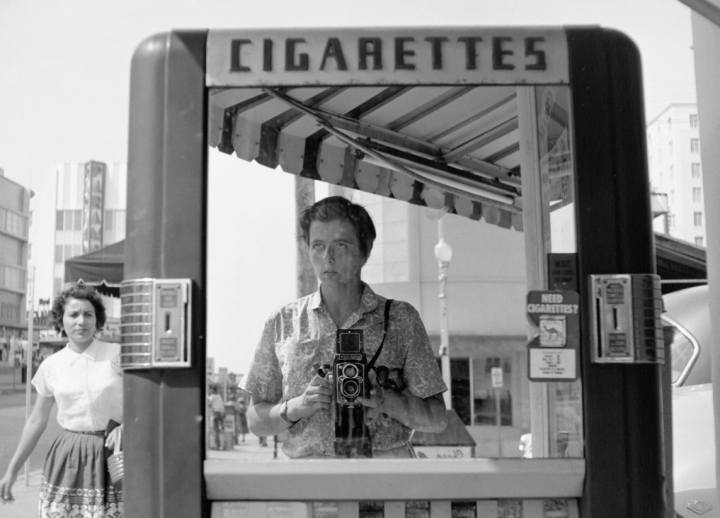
[207,28,569,86]
[527,290,579,381]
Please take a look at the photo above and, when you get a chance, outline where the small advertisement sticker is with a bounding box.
[529,349,576,379]
[491,366,504,388]
[539,315,566,347]
[527,290,579,381]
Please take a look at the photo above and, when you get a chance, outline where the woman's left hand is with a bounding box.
[105,425,122,451]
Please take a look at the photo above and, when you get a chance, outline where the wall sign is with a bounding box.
[207,28,569,86]
[527,290,579,381]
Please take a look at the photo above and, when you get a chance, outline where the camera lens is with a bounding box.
[341,379,360,398]
[342,364,358,378]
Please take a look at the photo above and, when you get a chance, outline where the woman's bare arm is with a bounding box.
[0,395,54,501]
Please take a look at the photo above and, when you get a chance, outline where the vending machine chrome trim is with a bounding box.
[120,278,192,369]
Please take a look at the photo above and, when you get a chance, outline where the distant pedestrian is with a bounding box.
[518,432,533,459]
[208,387,225,450]
[0,281,123,517]
[234,399,248,443]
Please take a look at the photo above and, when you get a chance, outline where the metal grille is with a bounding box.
[119,279,154,368]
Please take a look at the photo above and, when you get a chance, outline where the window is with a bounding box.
[691,138,700,153]
[63,210,73,231]
[472,357,512,426]
[104,210,114,232]
[694,212,703,226]
[691,163,701,178]
[0,211,26,238]
[56,210,63,231]
[0,267,24,294]
[690,113,698,128]
[692,187,702,203]
[451,358,471,425]
[695,236,704,247]
[73,209,82,231]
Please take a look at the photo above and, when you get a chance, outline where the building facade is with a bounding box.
[53,160,127,295]
[0,168,32,365]
[647,103,706,247]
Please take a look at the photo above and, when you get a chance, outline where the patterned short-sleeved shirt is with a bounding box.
[242,284,447,458]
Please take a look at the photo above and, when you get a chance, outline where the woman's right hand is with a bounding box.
[287,374,333,421]
[0,470,18,503]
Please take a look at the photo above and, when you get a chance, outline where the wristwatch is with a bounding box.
[280,399,299,425]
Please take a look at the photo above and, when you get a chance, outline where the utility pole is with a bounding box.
[24,265,35,485]
[295,177,317,297]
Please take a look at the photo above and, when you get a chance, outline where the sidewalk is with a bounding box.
[3,469,41,518]
[2,440,283,518]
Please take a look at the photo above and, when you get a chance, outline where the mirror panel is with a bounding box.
[205,84,582,461]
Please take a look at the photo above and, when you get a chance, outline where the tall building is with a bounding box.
[0,167,32,365]
[53,160,127,295]
[647,103,706,247]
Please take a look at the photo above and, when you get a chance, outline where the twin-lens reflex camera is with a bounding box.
[331,329,372,457]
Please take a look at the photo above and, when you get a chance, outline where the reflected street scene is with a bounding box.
[205,83,583,461]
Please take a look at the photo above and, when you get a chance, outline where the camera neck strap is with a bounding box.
[367,299,393,371]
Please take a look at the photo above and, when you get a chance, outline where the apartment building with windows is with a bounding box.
[0,168,32,364]
[647,103,706,247]
[52,160,126,295]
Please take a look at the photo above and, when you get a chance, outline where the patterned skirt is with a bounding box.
[38,429,123,518]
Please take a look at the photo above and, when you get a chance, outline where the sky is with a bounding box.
[0,0,698,372]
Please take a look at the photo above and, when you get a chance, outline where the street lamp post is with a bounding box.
[24,265,35,485]
[434,217,453,409]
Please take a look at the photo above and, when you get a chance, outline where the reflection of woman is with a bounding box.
[0,281,123,517]
[243,196,447,458]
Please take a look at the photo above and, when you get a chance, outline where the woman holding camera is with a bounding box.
[243,196,447,458]
[0,281,123,516]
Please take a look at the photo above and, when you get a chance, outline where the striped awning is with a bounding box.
[208,85,566,230]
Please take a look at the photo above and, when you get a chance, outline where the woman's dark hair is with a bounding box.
[299,196,376,259]
[51,281,107,335]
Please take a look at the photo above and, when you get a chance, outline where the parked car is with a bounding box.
[664,284,716,518]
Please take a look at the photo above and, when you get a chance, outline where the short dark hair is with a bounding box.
[299,196,376,259]
[51,281,107,335]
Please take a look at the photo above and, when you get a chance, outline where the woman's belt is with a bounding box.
[63,429,105,436]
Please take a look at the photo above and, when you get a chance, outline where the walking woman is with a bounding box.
[0,281,123,517]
